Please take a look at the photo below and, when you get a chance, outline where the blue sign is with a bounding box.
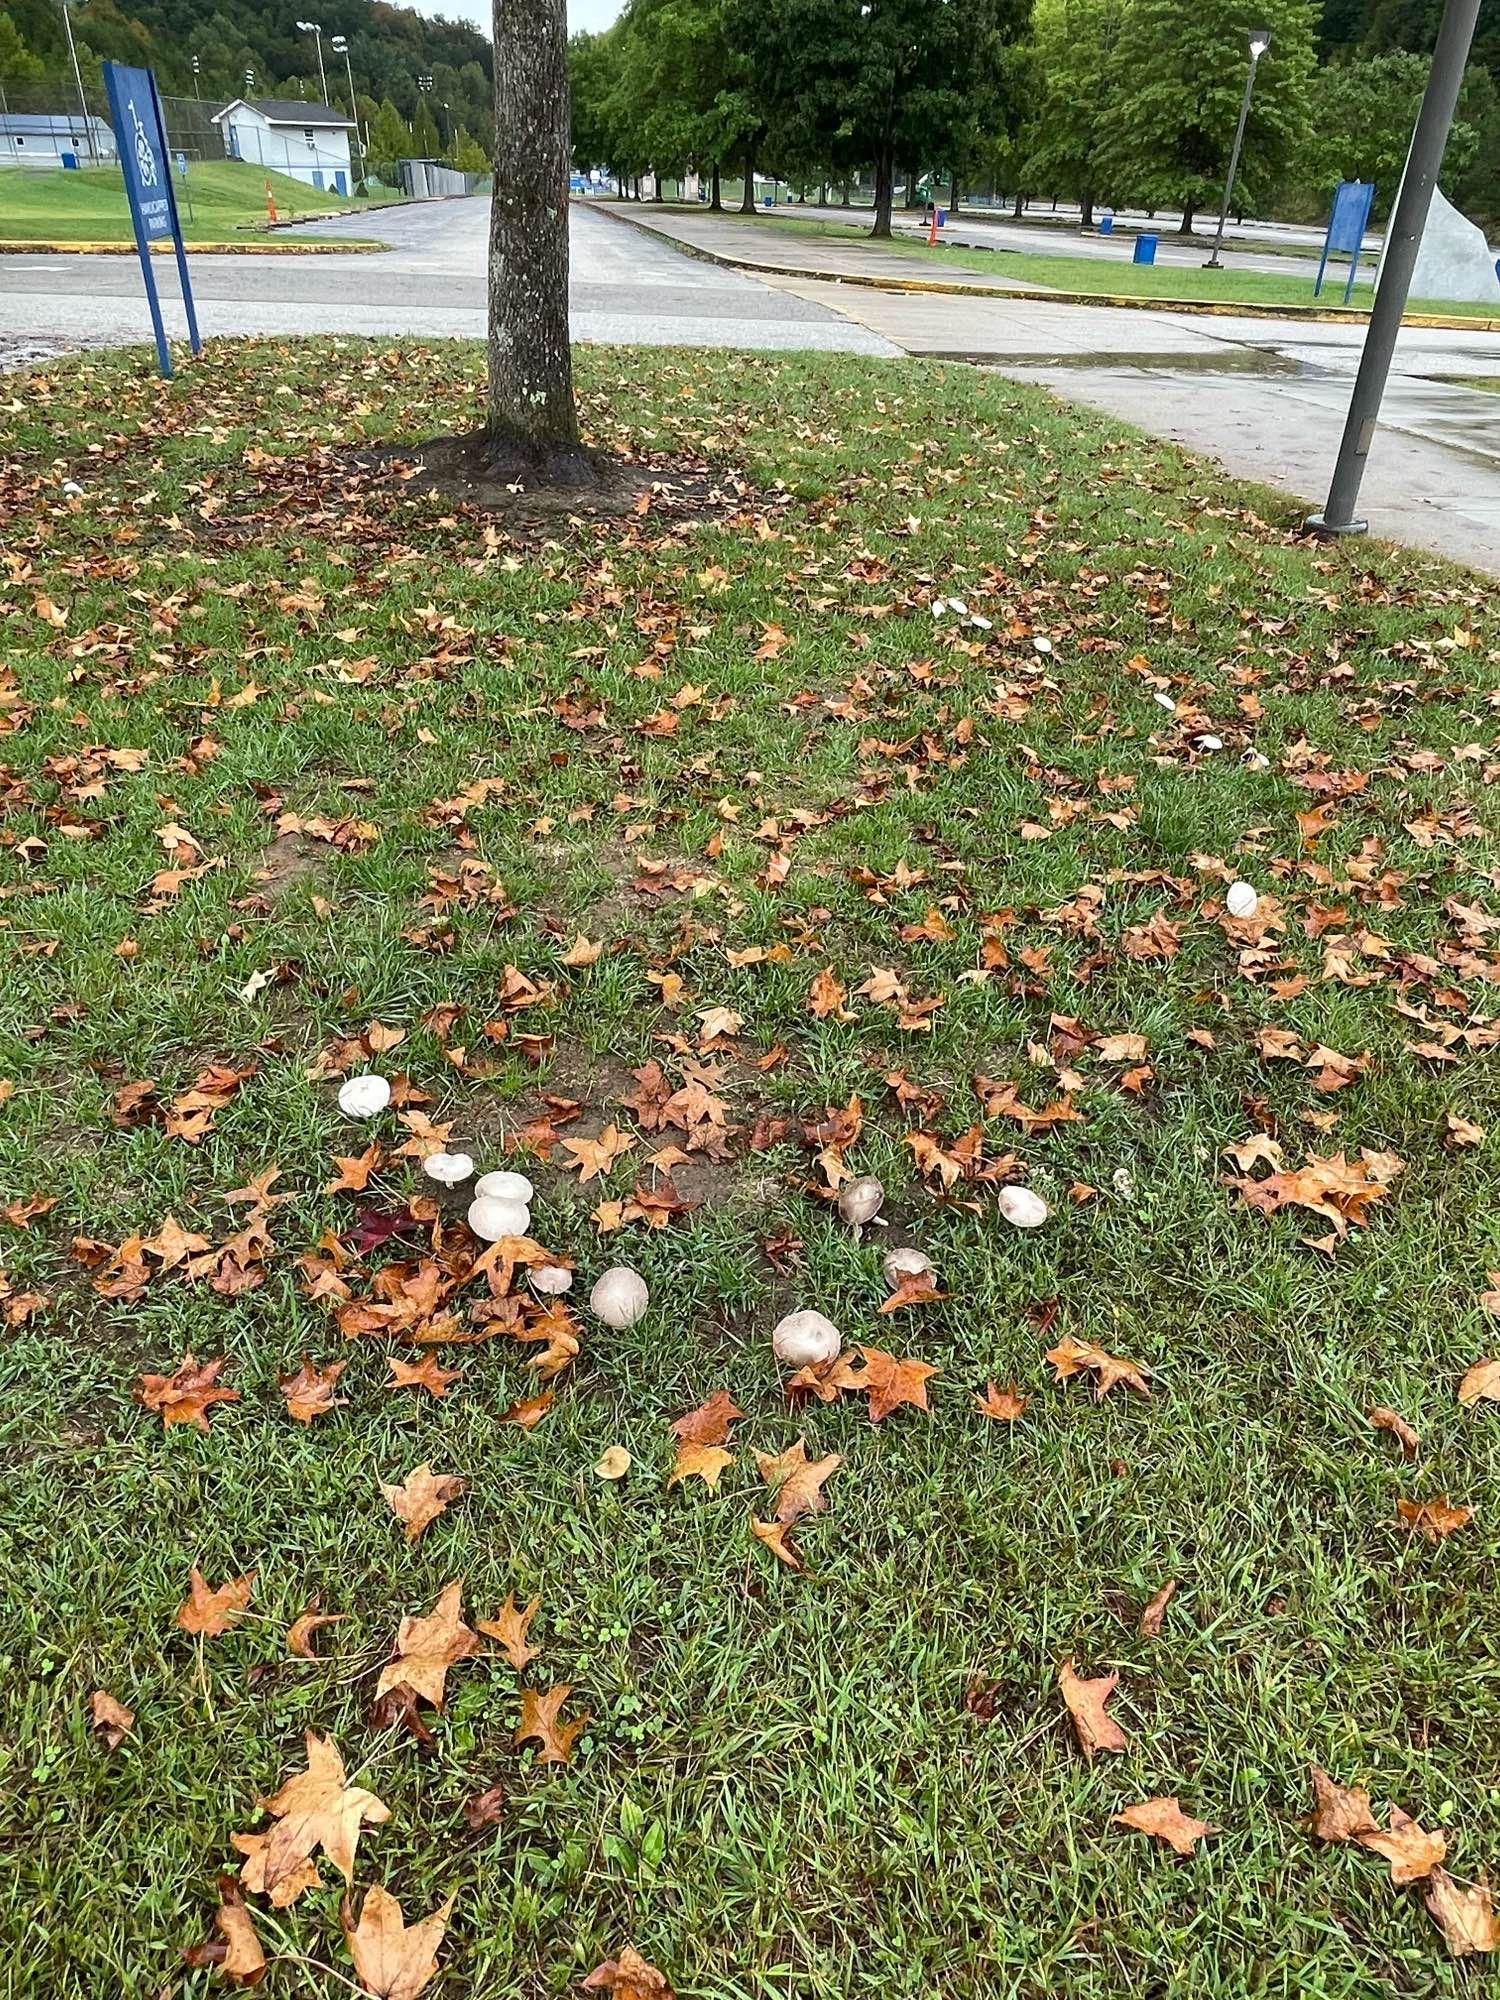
[176,150,188,176]
[102,62,200,378]
[1314,180,1375,306]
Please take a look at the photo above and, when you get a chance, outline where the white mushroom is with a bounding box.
[948,597,969,617]
[997,1185,1049,1230]
[1243,749,1271,770]
[883,1246,933,1291]
[1225,880,1259,920]
[337,1073,391,1119]
[1194,733,1224,752]
[1033,635,1053,654]
[422,1151,474,1187]
[590,1266,649,1329]
[1152,690,1176,713]
[838,1175,885,1230]
[771,1309,842,1369]
[594,1445,632,1481]
[530,1262,574,1297]
[475,1169,534,1203]
[466,1194,531,1241]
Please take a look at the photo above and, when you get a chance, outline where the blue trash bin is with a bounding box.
[762,193,773,208]
[1133,233,1158,265]
[61,150,79,170]
[1098,212,1113,234]
[935,206,946,227]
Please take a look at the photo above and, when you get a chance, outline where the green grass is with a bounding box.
[725,209,1500,319]
[1,338,1498,1999]
[0,159,395,245]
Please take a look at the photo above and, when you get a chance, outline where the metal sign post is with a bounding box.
[1313,180,1375,307]
[102,61,201,380]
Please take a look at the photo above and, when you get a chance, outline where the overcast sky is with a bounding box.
[411,0,623,35]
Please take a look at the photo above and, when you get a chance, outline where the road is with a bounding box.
[0,198,898,364]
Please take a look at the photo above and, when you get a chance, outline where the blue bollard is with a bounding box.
[1133,233,1158,265]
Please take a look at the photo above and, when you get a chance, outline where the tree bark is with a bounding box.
[710,163,721,209]
[740,149,756,212]
[841,180,851,206]
[950,175,960,218]
[1179,205,1195,233]
[903,165,917,208]
[1080,190,1094,228]
[871,146,894,237]
[487,0,578,461]
[1012,190,1023,217]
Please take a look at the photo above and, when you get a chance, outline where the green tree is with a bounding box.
[1021,0,1125,224]
[411,97,440,156]
[1099,0,1319,231]
[0,12,45,78]
[365,97,411,174]
[445,123,489,172]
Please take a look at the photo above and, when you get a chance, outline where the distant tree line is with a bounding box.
[0,0,494,177]
[569,0,1499,232]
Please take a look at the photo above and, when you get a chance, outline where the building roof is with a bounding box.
[211,97,353,128]
[0,110,113,133]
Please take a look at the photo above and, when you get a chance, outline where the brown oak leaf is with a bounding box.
[477,1592,541,1671]
[1113,1796,1216,1855]
[136,1354,239,1431]
[583,1946,677,1999]
[380,1464,467,1542]
[89,1689,135,1748]
[514,1684,588,1765]
[1424,1868,1498,1957]
[278,1355,348,1424]
[1458,1358,1500,1408]
[1308,1766,1380,1843]
[1359,1806,1447,1883]
[1046,1335,1150,1399]
[1367,1405,1419,1459]
[1059,1659,1127,1760]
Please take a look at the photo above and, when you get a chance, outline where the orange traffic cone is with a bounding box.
[265,179,278,224]
[927,203,939,245]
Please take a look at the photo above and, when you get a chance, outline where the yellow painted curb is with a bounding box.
[0,236,385,256]
[582,200,1500,335]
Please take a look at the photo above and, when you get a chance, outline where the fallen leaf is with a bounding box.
[1458,1358,1500,1408]
[974,1380,1027,1421]
[89,1689,135,1748]
[367,1681,438,1754]
[477,1593,541,1671]
[502,1389,554,1428]
[342,1884,453,2000]
[1059,1659,1127,1760]
[136,1354,239,1431]
[1308,1766,1379,1842]
[1138,1579,1177,1636]
[381,1464,467,1542]
[287,1595,346,1658]
[561,1124,636,1183]
[583,1946,677,1999]
[1398,1494,1472,1540]
[278,1355,348,1424]
[1113,1796,1215,1855]
[671,1389,743,1445]
[1046,1335,1150,1399]
[1368,1405,1419,1459]
[375,1580,481,1710]
[386,1355,461,1398]
[849,1344,938,1422]
[668,1441,734,1489]
[755,1438,843,1524]
[1424,1868,1498,1957]
[463,1783,506,1829]
[750,1516,803,1569]
[238,1732,389,1900]
[1359,1805,1446,1883]
[177,1566,254,1638]
[514,1684,588,1764]
[183,1876,266,1986]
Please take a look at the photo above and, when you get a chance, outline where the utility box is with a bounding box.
[1133,233,1158,265]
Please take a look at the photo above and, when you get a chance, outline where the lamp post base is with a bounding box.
[1304,510,1369,538]
[1202,257,1223,268]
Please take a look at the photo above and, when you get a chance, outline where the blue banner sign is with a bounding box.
[1314,180,1375,307]
[102,62,200,377]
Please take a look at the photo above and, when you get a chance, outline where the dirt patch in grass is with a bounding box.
[249,831,331,899]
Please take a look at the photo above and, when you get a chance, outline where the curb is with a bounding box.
[0,236,386,256]
[579,200,1500,335]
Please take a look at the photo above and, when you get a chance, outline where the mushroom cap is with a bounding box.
[997,1185,1049,1230]
[883,1246,933,1289]
[1194,733,1224,752]
[475,1169,534,1203]
[422,1150,474,1187]
[590,1265,649,1329]
[838,1175,885,1227]
[771,1309,843,1369]
[466,1194,531,1241]
[529,1262,574,1297]
[1225,880,1259,920]
[337,1073,391,1119]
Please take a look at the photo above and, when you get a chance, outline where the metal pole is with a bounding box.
[1307,0,1482,535]
[1204,51,1260,268]
[342,49,363,184]
[59,0,98,165]
[313,27,329,109]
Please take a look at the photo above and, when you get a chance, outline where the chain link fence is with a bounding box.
[2,73,230,167]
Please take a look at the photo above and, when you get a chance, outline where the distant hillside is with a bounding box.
[2,0,493,147]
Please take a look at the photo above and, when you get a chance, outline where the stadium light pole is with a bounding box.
[1307,0,1483,537]
[296,20,330,107]
[1203,28,1270,268]
[330,34,364,185]
[57,0,98,165]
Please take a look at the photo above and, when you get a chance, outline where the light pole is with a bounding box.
[245,67,255,94]
[1203,28,1270,268]
[330,33,364,186]
[57,0,98,165]
[1307,0,1482,537]
[417,73,434,154]
[191,53,201,101]
[296,20,330,107]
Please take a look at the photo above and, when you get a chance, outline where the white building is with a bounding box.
[0,111,117,165]
[210,98,354,194]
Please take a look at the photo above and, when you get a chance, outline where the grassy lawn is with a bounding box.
[728,210,1500,320]
[2,336,1499,1998]
[0,160,394,245]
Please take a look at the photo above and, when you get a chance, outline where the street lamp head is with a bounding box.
[1248,27,1271,57]
[296,19,321,31]
[331,34,348,52]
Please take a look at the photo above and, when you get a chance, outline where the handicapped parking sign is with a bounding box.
[102,61,200,376]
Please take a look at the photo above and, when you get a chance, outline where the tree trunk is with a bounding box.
[950,175,960,218]
[871,147,894,237]
[487,0,578,463]
[1080,190,1094,228]
[710,163,721,210]
[1012,190,1023,218]
[1179,205,1195,233]
[841,180,851,206]
[740,149,756,212]
[903,166,916,208]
